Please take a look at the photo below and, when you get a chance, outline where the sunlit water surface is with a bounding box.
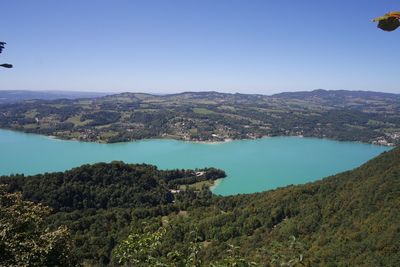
[0,129,391,195]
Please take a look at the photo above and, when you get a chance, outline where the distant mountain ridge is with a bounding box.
[105,89,400,107]
[113,89,400,98]
[273,89,400,100]
[2,89,399,103]
[0,90,109,104]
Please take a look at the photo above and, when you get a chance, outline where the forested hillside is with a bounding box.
[0,163,225,265]
[1,148,399,266]
[1,90,399,145]
[188,146,400,265]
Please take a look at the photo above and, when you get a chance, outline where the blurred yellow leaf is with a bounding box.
[373,11,400,31]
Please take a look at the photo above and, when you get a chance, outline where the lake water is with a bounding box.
[0,129,391,195]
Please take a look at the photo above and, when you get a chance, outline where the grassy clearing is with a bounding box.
[218,105,236,111]
[23,123,38,129]
[189,128,198,134]
[48,104,68,108]
[100,131,119,139]
[24,109,38,118]
[66,115,92,126]
[193,108,215,115]
[179,180,215,191]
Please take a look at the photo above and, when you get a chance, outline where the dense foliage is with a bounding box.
[0,163,225,265]
[0,185,75,266]
[0,148,399,265]
[1,162,225,212]
[112,147,400,266]
[1,90,399,145]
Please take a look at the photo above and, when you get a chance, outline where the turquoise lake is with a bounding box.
[0,129,391,195]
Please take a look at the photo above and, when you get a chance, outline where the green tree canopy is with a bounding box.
[0,185,75,266]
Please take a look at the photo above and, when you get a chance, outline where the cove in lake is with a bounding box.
[0,129,391,195]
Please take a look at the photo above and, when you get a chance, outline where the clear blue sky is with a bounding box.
[1,0,399,94]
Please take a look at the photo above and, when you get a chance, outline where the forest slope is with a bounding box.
[189,146,400,265]
[0,163,225,264]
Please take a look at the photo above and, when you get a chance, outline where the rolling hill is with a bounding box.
[0,90,399,145]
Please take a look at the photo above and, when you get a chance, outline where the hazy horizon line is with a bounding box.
[0,88,399,96]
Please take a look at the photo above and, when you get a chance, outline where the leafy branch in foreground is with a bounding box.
[210,244,257,267]
[114,222,307,267]
[113,224,167,266]
[267,236,306,267]
[373,11,400,31]
[0,185,75,266]
[0,41,13,68]
[113,224,203,267]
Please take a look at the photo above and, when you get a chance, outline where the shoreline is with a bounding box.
[0,127,396,147]
[209,178,223,192]
[189,138,234,145]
